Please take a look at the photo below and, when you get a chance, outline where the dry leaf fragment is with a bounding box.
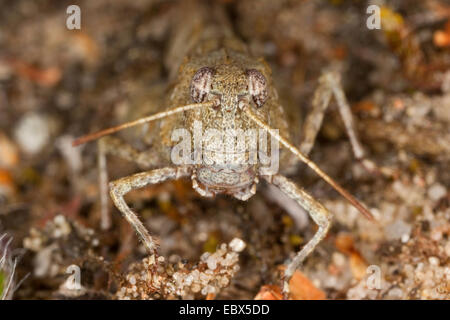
[335,233,368,281]
[433,21,450,47]
[255,268,326,300]
[0,133,19,168]
[254,285,283,300]
[0,169,15,196]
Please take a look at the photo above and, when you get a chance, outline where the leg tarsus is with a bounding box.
[358,158,399,179]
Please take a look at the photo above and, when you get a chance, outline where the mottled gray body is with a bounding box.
[162,43,287,200]
[88,0,382,298]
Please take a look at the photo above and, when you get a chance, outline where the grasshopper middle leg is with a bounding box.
[98,136,163,230]
[263,174,332,298]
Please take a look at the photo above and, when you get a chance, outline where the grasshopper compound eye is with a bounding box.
[246,69,268,108]
[190,67,215,103]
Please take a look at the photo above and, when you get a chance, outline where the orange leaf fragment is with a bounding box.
[9,59,61,87]
[349,253,368,281]
[206,293,216,300]
[335,232,355,255]
[254,285,283,300]
[71,32,100,64]
[433,21,450,47]
[352,100,377,113]
[288,270,326,300]
[255,268,326,300]
[0,169,15,196]
[335,232,368,281]
[434,31,450,47]
[0,132,19,168]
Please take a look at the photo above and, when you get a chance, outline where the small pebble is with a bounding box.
[384,220,412,241]
[428,257,439,266]
[445,242,450,257]
[14,113,50,155]
[401,234,410,243]
[386,287,404,299]
[332,252,346,267]
[427,183,446,201]
[206,256,217,270]
[229,238,246,252]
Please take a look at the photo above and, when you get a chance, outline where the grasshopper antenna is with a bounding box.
[72,101,213,146]
[243,104,375,221]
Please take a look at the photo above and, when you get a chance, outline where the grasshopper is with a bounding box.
[73,1,379,297]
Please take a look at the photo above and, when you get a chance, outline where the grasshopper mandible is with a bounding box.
[73,1,377,297]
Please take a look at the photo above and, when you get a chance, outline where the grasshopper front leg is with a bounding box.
[109,166,191,254]
[263,174,332,299]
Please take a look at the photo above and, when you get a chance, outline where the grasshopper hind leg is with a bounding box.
[300,70,366,158]
[297,70,393,176]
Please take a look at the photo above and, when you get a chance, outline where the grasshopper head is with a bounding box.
[190,65,268,114]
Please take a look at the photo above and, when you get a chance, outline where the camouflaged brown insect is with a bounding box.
[73,0,384,297]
